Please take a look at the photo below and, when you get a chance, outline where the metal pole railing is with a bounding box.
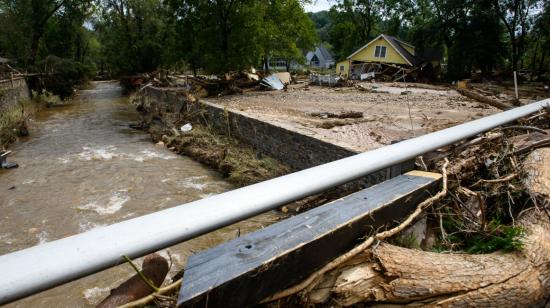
[0,99,548,304]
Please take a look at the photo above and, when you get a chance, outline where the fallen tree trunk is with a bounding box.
[279,208,549,306]
[96,253,169,308]
[457,88,513,110]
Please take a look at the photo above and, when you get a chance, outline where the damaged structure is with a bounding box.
[336,34,424,81]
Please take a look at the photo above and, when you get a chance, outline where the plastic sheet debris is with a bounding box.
[181,123,193,132]
[261,75,285,90]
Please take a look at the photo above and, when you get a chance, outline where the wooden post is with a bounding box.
[514,71,519,100]
[178,171,442,308]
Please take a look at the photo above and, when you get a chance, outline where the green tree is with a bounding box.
[328,0,384,59]
[0,0,92,65]
[492,0,541,72]
[168,0,316,74]
[95,0,175,74]
[259,0,317,71]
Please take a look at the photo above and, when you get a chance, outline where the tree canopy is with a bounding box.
[0,0,549,80]
[311,0,549,80]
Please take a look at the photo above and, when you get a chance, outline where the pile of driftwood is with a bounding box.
[123,70,295,98]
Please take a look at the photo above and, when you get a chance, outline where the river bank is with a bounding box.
[0,78,32,149]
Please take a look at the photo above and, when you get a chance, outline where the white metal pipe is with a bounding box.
[0,99,548,304]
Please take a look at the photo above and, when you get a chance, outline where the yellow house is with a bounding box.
[336,34,421,79]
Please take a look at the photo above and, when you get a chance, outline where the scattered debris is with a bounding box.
[309,74,340,87]
[180,123,193,133]
[272,72,291,85]
[246,73,259,81]
[261,75,285,91]
[0,150,18,169]
[309,111,363,119]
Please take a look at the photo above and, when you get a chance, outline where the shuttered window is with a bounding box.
[374,46,387,58]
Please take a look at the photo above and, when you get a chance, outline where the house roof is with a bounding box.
[384,35,422,66]
[307,44,334,64]
[317,45,334,62]
[346,34,422,66]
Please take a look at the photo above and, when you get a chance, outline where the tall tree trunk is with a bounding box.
[531,38,539,81]
[263,56,270,73]
[539,49,546,79]
[511,36,518,72]
[29,30,43,65]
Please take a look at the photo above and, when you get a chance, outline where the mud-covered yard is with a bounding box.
[210,82,498,151]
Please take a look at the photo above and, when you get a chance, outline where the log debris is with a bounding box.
[96,253,169,308]
[274,208,550,307]
[457,88,513,110]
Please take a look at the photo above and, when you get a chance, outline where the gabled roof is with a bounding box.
[307,44,334,64]
[316,45,334,63]
[346,34,422,66]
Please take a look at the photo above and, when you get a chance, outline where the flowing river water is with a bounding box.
[0,81,282,307]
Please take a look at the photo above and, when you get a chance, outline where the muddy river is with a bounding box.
[0,81,282,307]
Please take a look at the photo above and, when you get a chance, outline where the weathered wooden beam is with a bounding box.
[178,171,442,308]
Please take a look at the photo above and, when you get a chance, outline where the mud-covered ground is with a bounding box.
[210,82,498,151]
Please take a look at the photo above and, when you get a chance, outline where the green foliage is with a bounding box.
[311,0,547,79]
[308,11,331,42]
[437,211,525,254]
[2,0,549,79]
[0,0,94,65]
[33,56,95,98]
[465,221,524,254]
[327,0,385,60]
[95,0,173,74]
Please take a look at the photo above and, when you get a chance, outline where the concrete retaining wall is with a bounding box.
[0,78,31,111]
[140,87,413,187]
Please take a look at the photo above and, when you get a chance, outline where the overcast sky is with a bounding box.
[303,0,333,12]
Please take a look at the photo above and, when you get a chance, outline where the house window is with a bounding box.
[339,65,345,72]
[374,46,387,58]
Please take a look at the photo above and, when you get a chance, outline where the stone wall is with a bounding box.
[0,78,31,111]
[140,86,413,187]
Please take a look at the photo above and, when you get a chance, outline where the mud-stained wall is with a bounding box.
[140,86,413,186]
[0,78,31,111]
